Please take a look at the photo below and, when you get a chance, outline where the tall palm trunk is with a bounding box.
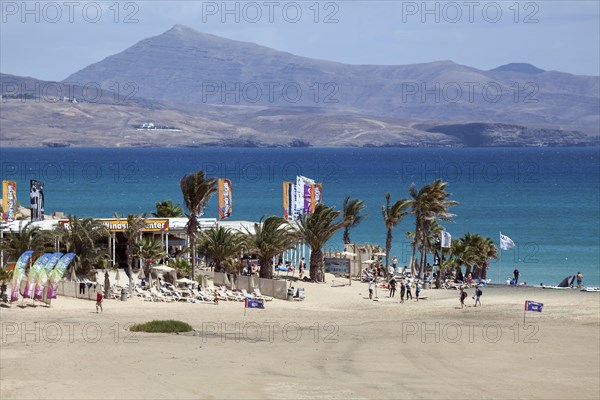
[189,234,196,281]
[409,240,418,276]
[465,265,472,277]
[259,258,273,279]
[126,244,134,289]
[309,248,324,282]
[385,229,392,278]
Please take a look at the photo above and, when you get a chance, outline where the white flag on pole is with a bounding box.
[440,231,452,248]
[499,232,515,250]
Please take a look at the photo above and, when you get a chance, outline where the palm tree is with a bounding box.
[152,200,184,218]
[408,179,458,278]
[342,196,367,244]
[297,204,345,282]
[0,222,52,263]
[243,216,299,279]
[134,236,166,276]
[449,233,498,281]
[170,258,192,278]
[121,214,147,289]
[53,216,110,276]
[180,170,217,282]
[197,225,243,272]
[381,193,412,277]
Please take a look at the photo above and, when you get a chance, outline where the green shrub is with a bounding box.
[129,320,193,333]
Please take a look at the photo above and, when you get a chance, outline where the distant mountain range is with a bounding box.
[1,24,598,147]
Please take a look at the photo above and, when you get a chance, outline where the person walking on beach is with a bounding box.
[576,272,583,288]
[399,281,406,303]
[389,277,397,298]
[415,283,421,301]
[513,268,520,285]
[405,281,413,300]
[96,291,103,313]
[298,257,305,278]
[459,287,468,308]
[368,279,374,299]
[474,286,482,307]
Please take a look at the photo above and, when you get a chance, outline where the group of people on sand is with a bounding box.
[366,275,421,302]
[388,276,422,302]
[459,285,483,308]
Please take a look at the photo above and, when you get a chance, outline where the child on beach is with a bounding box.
[415,283,421,301]
[96,291,103,313]
[368,279,374,299]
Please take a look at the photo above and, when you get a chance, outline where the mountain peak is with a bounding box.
[491,63,545,74]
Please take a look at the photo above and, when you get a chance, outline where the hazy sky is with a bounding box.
[1,0,599,81]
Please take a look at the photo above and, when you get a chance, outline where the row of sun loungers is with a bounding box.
[111,285,274,303]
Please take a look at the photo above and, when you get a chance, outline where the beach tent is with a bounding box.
[557,275,575,288]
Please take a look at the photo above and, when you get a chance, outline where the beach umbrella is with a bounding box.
[362,260,376,264]
[148,272,153,288]
[152,265,175,273]
[339,251,357,258]
[69,266,77,282]
[115,269,120,284]
[373,252,386,256]
[175,277,195,285]
[137,267,145,279]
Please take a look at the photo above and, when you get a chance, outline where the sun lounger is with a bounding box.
[109,286,121,300]
[133,287,154,302]
[331,279,348,287]
[190,288,213,302]
[225,290,245,301]
[241,289,255,299]
[151,287,173,302]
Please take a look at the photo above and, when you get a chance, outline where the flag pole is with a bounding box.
[498,248,502,284]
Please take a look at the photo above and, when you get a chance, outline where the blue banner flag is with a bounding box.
[525,300,543,312]
[245,298,265,309]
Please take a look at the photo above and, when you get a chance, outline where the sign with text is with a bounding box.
[59,218,169,232]
[324,257,350,277]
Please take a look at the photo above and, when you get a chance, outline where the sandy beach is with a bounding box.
[1,281,599,400]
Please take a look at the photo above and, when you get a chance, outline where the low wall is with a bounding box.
[213,273,289,300]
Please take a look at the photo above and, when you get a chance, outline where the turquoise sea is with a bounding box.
[1,147,598,286]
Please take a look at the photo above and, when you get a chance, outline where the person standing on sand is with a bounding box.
[299,257,305,278]
[474,286,482,307]
[96,291,103,313]
[405,281,413,300]
[577,272,583,288]
[389,277,397,298]
[415,283,421,301]
[459,287,467,308]
[368,279,374,299]
[513,268,520,285]
[399,281,405,303]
